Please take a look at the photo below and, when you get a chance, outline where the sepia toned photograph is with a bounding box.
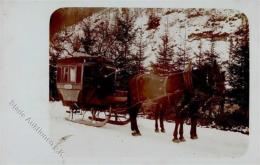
[48,7,249,162]
[2,0,260,163]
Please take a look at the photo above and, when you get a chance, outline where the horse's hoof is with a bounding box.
[179,137,186,142]
[190,135,198,139]
[132,131,141,136]
[161,129,165,133]
[155,129,159,133]
[172,138,181,143]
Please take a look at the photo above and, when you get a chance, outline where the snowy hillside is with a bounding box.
[52,8,245,67]
[49,102,248,164]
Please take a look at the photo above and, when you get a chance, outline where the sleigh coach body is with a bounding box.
[56,56,129,126]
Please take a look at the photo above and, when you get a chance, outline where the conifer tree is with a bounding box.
[155,32,175,74]
[132,27,147,73]
[81,21,96,55]
[112,9,137,89]
[228,14,249,112]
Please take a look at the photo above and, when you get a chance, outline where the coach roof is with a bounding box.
[57,55,113,65]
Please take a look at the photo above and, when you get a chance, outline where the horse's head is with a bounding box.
[191,60,225,98]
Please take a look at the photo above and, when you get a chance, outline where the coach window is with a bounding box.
[63,66,69,82]
[70,66,77,83]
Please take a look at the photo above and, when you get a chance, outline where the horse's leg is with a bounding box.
[129,104,141,136]
[219,97,225,115]
[190,117,198,139]
[179,118,185,142]
[155,111,159,133]
[133,108,141,135]
[173,118,180,142]
[159,110,165,133]
[129,110,135,132]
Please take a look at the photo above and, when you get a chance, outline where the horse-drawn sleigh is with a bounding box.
[56,56,130,126]
[55,55,225,140]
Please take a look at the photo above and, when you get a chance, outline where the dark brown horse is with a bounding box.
[128,61,225,139]
[172,62,225,142]
[127,67,191,136]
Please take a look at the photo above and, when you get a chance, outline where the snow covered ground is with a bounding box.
[49,101,248,164]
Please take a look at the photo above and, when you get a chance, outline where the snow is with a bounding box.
[49,101,248,164]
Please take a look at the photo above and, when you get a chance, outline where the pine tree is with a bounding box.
[204,11,225,64]
[174,16,191,71]
[228,43,249,104]
[113,10,136,66]
[194,40,204,67]
[49,34,64,101]
[112,9,137,89]
[228,14,249,109]
[49,46,59,101]
[81,21,96,55]
[92,20,116,58]
[175,46,190,71]
[155,32,175,74]
[227,13,249,126]
[189,10,228,67]
[132,27,147,73]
